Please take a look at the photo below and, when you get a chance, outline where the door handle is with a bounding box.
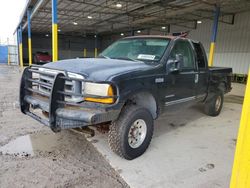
[195,74,199,83]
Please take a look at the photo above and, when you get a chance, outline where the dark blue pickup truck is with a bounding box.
[20,35,232,160]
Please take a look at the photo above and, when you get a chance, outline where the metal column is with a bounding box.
[27,9,32,66]
[18,26,24,67]
[52,0,58,62]
[84,48,87,57]
[94,35,98,58]
[16,28,19,65]
[7,46,10,65]
[208,6,220,67]
[230,68,250,188]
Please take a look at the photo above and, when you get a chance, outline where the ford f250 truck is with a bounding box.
[20,35,232,160]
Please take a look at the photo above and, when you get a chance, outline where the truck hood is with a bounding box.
[43,58,152,81]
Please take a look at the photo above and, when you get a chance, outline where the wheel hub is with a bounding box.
[215,95,222,112]
[128,119,147,148]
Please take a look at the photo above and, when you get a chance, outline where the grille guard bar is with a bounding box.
[19,65,120,131]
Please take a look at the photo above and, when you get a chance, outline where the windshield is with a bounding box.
[99,38,170,63]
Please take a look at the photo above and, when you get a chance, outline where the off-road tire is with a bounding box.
[108,105,154,160]
[204,90,224,116]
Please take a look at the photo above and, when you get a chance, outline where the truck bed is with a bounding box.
[208,66,232,74]
[208,66,233,93]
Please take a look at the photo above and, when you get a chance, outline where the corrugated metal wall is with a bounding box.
[171,11,250,74]
[8,45,18,65]
[20,10,249,73]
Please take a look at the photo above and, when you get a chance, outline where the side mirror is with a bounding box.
[167,59,180,73]
[167,54,184,73]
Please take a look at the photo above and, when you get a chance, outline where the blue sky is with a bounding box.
[0,0,28,44]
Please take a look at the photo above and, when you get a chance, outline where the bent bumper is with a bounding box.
[20,65,121,132]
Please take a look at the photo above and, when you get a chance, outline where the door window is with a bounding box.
[193,42,207,69]
[169,40,195,71]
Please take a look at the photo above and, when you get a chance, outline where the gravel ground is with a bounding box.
[0,65,129,188]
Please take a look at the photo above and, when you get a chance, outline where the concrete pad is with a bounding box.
[87,101,242,188]
[230,83,246,97]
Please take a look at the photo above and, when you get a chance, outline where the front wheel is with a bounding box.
[204,91,224,116]
[108,105,154,160]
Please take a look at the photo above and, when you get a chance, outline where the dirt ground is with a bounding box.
[0,65,129,188]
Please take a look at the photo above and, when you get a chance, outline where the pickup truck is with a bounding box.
[20,35,232,160]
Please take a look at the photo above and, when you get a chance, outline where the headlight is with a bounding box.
[84,83,115,104]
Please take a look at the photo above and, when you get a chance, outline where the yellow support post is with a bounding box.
[19,43,24,67]
[94,34,98,58]
[18,27,24,68]
[27,9,32,66]
[84,48,87,57]
[208,42,215,67]
[52,0,58,62]
[208,6,220,67]
[230,68,250,188]
[52,24,58,61]
[7,46,10,65]
[28,39,32,66]
[94,48,97,58]
[20,44,23,67]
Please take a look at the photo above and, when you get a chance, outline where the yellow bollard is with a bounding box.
[230,68,250,188]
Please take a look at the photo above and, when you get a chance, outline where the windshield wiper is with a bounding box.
[98,54,110,59]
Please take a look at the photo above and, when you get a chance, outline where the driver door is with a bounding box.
[164,39,197,106]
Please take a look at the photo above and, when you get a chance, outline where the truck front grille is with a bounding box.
[38,69,83,102]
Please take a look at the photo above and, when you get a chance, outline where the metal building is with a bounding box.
[187,11,250,74]
[15,0,250,75]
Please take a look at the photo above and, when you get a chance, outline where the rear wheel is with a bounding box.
[204,90,224,116]
[108,105,154,160]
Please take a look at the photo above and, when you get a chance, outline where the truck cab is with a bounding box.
[20,36,232,160]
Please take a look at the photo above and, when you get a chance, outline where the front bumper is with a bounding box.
[20,65,121,132]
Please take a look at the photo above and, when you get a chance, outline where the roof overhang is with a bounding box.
[15,0,250,36]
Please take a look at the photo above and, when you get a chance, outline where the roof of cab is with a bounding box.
[123,35,179,40]
[123,35,201,44]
